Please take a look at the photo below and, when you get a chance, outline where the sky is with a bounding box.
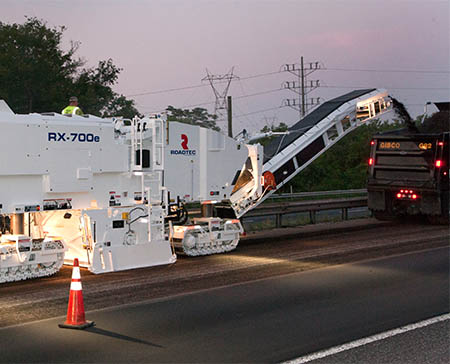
[1,0,449,134]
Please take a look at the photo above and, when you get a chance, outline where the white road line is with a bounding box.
[283,313,450,364]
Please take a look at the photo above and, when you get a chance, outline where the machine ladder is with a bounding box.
[130,115,167,242]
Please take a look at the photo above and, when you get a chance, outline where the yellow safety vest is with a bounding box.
[62,106,83,115]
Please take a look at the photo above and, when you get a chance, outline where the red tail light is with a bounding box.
[436,160,442,168]
[396,189,419,200]
[370,140,375,146]
[368,158,373,166]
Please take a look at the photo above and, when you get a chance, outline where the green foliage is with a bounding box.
[417,111,450,133]
[257,122,288,146]
[74,59,140,118]
[0,17,79,113]
[166,105,220,131]
[284,120,402,192]
[102,95,142,119]
[0,17,139,118]
[260,122,288,133]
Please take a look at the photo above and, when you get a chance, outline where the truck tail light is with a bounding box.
[396,189,419,200]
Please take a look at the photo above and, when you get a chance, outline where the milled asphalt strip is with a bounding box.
[282,313,450,364]
[0,233,447,309]
[1,245,447,332]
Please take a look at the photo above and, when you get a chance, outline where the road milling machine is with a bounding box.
[0,88,392,283]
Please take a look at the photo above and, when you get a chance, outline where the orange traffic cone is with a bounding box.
[59,258,94,330]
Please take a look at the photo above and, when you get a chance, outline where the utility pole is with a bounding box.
[202,67,239,117]
[227,96,233,138]
[282,56,322,119]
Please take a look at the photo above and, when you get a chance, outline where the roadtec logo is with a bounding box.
[170,134,197,156]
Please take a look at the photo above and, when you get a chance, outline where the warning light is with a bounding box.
[436,160,442,168]
[412,194,417,199]
[438,142,444,146]
[368,158,373,166]
[370,140,375,146]
[396,193,402,198]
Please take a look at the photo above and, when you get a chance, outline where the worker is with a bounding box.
[62,96,83,116]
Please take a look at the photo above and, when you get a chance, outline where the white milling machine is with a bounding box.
[0,100,264,283]
[0,88,392,283]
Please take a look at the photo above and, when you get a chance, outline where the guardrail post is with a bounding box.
[309,210,316,224]
[276,213,282,228]
[342,208,348,220]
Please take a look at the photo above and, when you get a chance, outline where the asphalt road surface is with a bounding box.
[1,246,448,363]
[2,219,448,328]
[305,318,449,364]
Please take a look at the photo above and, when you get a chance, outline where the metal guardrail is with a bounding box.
[188,190,370,228]
[267,189,367,200]
[243,196,369,228]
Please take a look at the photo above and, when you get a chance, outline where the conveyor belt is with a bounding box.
[253,89,392,210]
[263,89,376,163]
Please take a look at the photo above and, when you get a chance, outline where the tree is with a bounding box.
[418,111,450,133]
[260,122,288,133]
[0,17,139,117]
[256,122,288,146]
[0,17,79,113]
[166,105,220,131]
[284,120,402,192]
[74,58,140,118]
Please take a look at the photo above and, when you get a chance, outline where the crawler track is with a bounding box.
[0,218,448,328]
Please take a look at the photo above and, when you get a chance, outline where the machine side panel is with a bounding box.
[0,122,46,175]
[164,122,201,201]
[0,115,136,212]
[164,122,248,202]
[205,129,249,201]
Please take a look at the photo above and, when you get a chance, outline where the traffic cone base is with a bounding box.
[58,320,94,330]
[59,258,94,330]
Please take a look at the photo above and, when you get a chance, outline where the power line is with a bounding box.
[239,70,282,80]
[235,79,260,129]
[126,67,448,98]
[323,67,450,74]
[137,87,284,113]
[128,84,205,97]
[126,70,283,98]
[137,100,215,114]
[235,88,284,99]
[218,105,285,121]
[321,85,450,90]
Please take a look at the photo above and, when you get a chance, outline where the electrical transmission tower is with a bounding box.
[282,56,322,119]
[202,67,239,116]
